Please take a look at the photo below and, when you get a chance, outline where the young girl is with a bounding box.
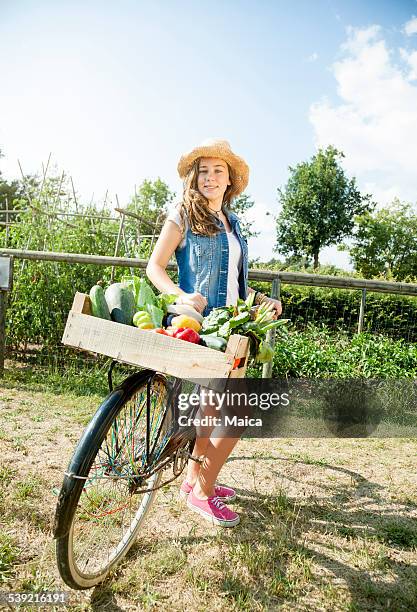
[146,138,282,527]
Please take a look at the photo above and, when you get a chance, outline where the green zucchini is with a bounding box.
[89,284,111,320]
[199,335,227,352]
[105,283,136,325]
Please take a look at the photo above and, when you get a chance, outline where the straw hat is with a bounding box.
[177,138,249,195]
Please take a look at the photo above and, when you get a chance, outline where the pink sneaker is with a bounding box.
[186,489,240,527]
[179,480,237,502]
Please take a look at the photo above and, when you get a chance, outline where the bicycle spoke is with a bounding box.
[67,376,173,577]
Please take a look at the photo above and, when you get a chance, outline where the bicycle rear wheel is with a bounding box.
[54,370,174,590]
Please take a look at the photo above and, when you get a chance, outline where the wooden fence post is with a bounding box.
[357,288,366,334]
[0,256,13,376]
[111,209,125,283]
[262,277,281,378]
[5,196,9,247]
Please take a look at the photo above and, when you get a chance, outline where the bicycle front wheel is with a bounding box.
[55,370,173,590]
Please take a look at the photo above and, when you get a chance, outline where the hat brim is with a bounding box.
[177,145,249,195]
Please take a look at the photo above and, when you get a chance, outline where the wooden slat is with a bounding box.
[225,335,250,378]
[228,363,248,378]
[70,292,92,315]
[62,311,237,384]
[226,334,249,359]
[229,353,250,378]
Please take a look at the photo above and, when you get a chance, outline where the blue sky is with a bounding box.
[1,0,417,267]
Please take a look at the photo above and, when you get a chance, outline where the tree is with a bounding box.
[0,178,26,222]
[0,149,26,224]
[126,178,176,257]
[347,200,417,281]
[275,146,372,269]
[231,193,259,239]
[128,178,175,231]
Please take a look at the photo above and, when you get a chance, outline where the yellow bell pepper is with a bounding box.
[171,315,201,333]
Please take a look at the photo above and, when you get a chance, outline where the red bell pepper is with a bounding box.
[173,327,200,344]
[153,326,200,344]
[165,326,184,337]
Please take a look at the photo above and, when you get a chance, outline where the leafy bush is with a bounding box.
[6,201,121,349]
[270,325,417,378]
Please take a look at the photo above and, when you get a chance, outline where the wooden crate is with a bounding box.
[62,293,249,386]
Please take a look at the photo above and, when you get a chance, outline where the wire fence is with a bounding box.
[274,286,417,343]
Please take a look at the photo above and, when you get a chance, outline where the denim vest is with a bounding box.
[175,209,249,317]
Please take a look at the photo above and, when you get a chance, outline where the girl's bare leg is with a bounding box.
[193,436,241,499]
[185,402,218,485]
[184,386,243,497]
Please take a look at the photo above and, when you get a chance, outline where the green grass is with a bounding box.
[212,534,313,608]
[143,545,187,579]
[259,490,299,522]
[11,437,28,455]
[15,475,45,501]
[30,414,45,422]
[336,525,359,540]
[20,568,56,592]
[4,355,134,398]
[218,574,254,609]
[0,534,20,584]
[287,452,330,466]
[374,521,417,549]
[0,465,16,487]
[111,542,187,607]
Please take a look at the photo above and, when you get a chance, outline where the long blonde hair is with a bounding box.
[178,158,240,236]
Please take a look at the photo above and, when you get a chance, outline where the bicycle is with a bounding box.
[55,291,249,590]
[53,360,199,590]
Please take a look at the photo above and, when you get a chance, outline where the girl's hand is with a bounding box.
[177,292,207,314]
[263,297,282,318]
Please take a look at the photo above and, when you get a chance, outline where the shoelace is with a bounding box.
[210,496,226,510]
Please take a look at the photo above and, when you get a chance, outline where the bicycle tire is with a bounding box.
[54,369,174,590]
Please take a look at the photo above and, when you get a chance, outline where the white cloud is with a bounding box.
[310,24,417,207]
[307,52,319,62]
[399,47,417,80]
[404,16,417,36]
[246,200,278,262]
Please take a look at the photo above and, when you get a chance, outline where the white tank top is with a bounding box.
[226,230,242,307]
